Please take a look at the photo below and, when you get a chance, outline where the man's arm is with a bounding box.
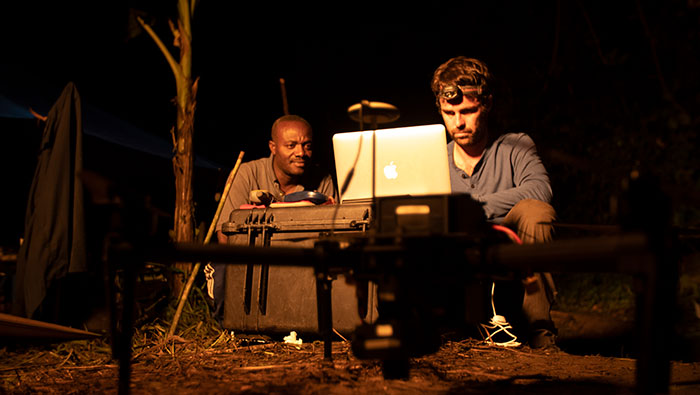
[216,230,228,244]
[477,133,552,222]
[317,173,338,203]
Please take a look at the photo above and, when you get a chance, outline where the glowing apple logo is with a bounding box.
[383,161,398,180]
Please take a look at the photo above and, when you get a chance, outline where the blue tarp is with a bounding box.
[0,93,34,119]
[0,79,222,170]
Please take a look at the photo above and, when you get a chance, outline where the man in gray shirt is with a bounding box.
[215,114,337,242]
[431,56,557,348]
[208,115,337,321]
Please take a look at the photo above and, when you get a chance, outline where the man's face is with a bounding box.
[439,95,490,149]
[269,121,313,178]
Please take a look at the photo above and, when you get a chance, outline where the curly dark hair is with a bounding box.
[430,56,493,107]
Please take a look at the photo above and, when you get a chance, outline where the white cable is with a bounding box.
[478,282,521,347]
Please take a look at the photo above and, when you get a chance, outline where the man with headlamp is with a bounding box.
[431,56,558,349]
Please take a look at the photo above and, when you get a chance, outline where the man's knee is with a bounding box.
[504,199,556,244]
[510,199,555,224]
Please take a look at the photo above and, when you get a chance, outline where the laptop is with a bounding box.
[332,124,452,203]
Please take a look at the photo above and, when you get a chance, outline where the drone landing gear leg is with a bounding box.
[316,272,334,362]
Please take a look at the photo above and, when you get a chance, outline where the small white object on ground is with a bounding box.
[283,331,303,345]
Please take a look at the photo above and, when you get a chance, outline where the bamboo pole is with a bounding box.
[166,151,245,339]
[279,78,289,115]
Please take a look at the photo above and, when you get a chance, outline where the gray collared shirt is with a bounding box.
[447,132,552,223]
[216,154,337,231]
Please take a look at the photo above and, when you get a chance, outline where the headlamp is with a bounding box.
[438,84,484,101]
[439,84,483,102]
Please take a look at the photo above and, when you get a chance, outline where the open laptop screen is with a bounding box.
[332,124,451,203]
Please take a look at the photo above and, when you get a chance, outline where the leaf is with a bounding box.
[126,9,149,41]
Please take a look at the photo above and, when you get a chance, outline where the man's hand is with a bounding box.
[216,230,227,244]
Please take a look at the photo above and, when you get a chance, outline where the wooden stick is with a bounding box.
[333,328,348,342]
[232,365,287,371]
[279,78,289,115]
[29,107,47,121]
[166,151,245,339]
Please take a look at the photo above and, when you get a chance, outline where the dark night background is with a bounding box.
[1,0,699,247]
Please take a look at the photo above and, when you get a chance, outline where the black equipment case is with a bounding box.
[220,203,375,335]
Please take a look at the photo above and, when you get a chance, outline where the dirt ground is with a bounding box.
[2,309,700,395]
[3,258,700,394]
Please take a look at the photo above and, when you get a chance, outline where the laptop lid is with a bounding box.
[332,124,451,203]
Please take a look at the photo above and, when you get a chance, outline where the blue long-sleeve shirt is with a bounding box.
[447,133,552,224]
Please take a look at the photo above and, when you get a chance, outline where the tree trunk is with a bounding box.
[137,0,197,298]
[171,96,195,297]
